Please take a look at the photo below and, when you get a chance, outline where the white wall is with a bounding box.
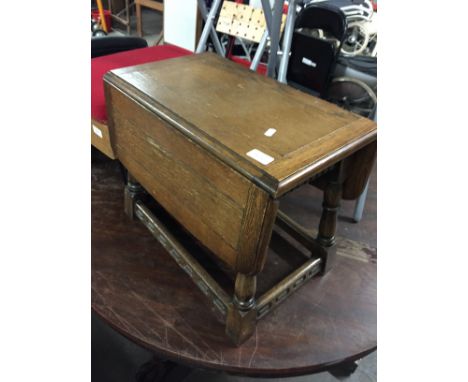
[164,0,199,52]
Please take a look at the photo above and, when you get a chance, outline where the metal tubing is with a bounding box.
[250,31,268,71]
[260,0,274,36]
[196,0,224,54]
[266,0,285,78]
[237,38,252,61]
[197,0,226,56]
[277,0,297,83]
[353,178,370,222]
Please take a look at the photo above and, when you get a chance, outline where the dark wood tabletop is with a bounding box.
[91,160,377,378]
[104,53,376,197]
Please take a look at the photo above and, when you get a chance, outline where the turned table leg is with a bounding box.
[124,173,145,220]
[317,167,344,274]
[226,273,257,345]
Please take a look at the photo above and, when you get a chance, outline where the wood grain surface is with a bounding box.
[106,82,274,272]
[104,52,376,197]
[91,118,116,159]
[91,161,377,377]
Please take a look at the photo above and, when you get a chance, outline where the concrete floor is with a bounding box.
[92,7,377,381]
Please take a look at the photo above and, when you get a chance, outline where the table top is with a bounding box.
[91,161,377,377]
[104,53,376,197]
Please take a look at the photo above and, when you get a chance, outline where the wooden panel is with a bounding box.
[110,87,251,207]
[236,185,274,274]
[91,119,116,159]
[136,0,163,12]
[216,1,285,43]
[106,84,271,270]
[107,53,377,197]
[271,119,376,195]
[250,7,268,42]
[216,1,237,36]
[342,141,377,200]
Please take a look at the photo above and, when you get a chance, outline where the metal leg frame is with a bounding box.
[196,0,225,56]
[196,0,294,80]
[248,0,276,73]
[237,38,252,61]
[277,0,297,83]
[353,178,370,223]
[250,31,268,71]
[260,0,274,35]
[266,0,285,78]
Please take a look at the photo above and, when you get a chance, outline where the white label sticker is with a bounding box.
[92,124,103,138]
[246,149,274,165]
[264,128,277,137]
[302,57,317,67]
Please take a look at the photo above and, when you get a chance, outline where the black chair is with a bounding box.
[287,3,347,97]
[91,36,148,58]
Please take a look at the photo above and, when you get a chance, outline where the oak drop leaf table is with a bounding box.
[103,52,377,345]
[91,161,377,378]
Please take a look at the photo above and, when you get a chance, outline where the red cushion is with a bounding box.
[91,44,192,123]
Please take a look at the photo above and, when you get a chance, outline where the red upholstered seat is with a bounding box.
[91,44,192,123]
[91,44,269,124]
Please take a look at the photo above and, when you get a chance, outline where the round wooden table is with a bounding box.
[91,161,376,379]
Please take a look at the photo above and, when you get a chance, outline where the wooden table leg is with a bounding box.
[317,165,344,274]
[226,273,257,345]
[124,173,145,220]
